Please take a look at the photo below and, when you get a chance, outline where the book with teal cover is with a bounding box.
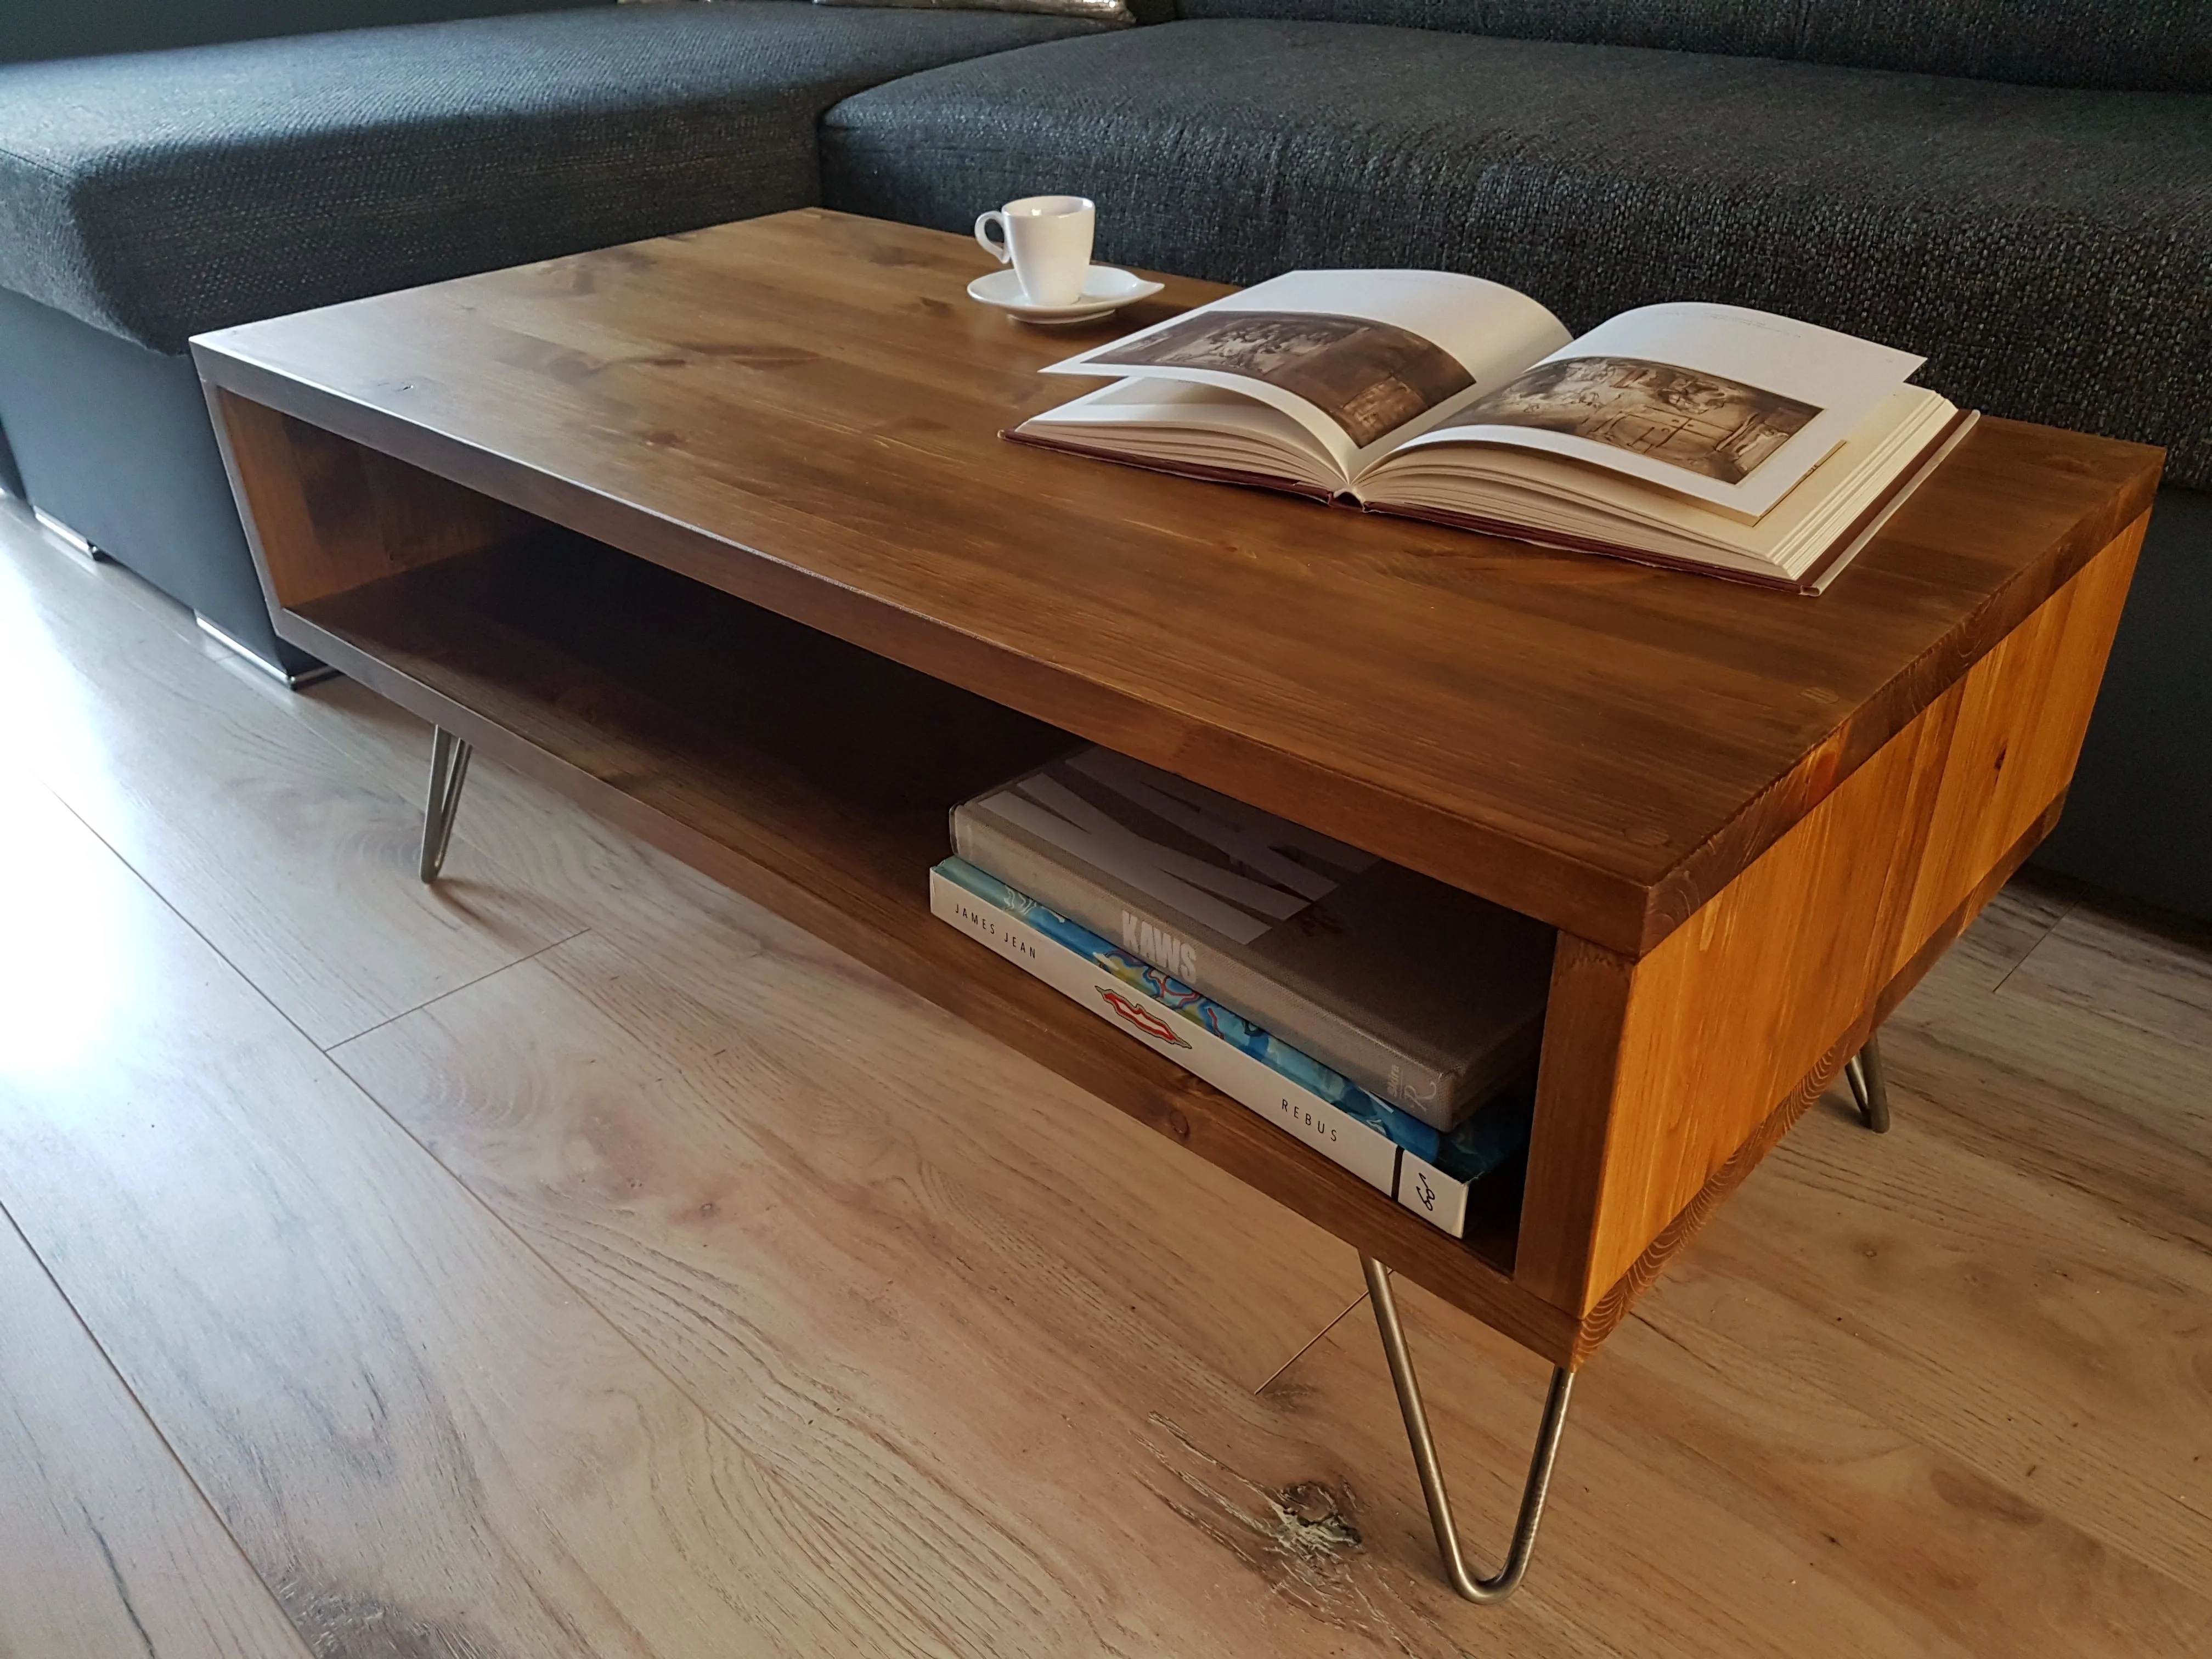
[951,744,1554,1130]
[937,857,1530,1183]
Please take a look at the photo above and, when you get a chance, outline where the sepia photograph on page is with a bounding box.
[1400,303,1926,520]
[1364,385,1970,588]
[1039,269,1570,479]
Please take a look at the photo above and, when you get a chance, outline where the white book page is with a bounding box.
[1023,378,1341,483]
[1392,303,1924,519]
[1372,388,1953,567]
[1041,270,1570,481]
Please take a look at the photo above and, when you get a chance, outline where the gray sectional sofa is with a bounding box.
[0,0,2205,918]
[0,0,1108,679]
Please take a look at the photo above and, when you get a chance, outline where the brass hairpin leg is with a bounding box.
[418,726,472,883]
[1844,1032,1893,1133]
[1362,1256,1574,1604]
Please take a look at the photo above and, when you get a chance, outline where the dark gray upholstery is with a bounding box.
[0,417,22,501]
[824,21,2212,487]
[0,286,318,674]
[0,0,603,67]
[1171,2,2212,92]
[0,1,1105,353]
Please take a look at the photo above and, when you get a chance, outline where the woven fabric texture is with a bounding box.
[823,20,2212,486]
[814,0,1132,21]
[0,0,1103,351]
[1169,1,2212,92]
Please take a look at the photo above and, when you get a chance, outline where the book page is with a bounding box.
[1368,387,1956,574]
[1041,270,1570,481]
[1392,303,1924,519]
[1022,378,1341,484]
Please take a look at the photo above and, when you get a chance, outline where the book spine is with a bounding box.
[952,810,1462,1125]
[1395,1149,1471,1239]
[929,865,1407,1202]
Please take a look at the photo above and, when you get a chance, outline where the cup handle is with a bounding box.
[974,210,1012,263]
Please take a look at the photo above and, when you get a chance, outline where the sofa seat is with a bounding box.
[822,19,2212,488]
[0,0,1107,355]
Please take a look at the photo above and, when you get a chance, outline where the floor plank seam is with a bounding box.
[318,1006,828,1476]
[1988,900,2080,997]
[0,1201,297,1644]
[22,749,591,1070]
[7,534,604,1058]
[324,923,593,1054]
[9,769,751,1514]
[1256,1290,1373,1397]
[9,527,369,789]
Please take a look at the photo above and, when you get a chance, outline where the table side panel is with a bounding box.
[208,390,538,611]
[1522,516,2147,1316]
[1895,533,2143,959]
[1575,785,2067,1361]
[1518,679,1956,1312]
[1629,431,2158,955]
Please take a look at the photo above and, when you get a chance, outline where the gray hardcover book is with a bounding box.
[951,747,1553,1130]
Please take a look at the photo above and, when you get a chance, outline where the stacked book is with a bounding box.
[929,746,1556,1237]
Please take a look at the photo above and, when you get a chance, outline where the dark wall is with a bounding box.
[0,1,607,65]
[2031,484,2212,923]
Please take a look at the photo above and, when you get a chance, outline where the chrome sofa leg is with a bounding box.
[33,507,105,566]
[195,613,337,689]
[1362,1256,1575,1605]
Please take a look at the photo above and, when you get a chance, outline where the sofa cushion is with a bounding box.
[0,0,1105,353]
[822,20,2212,487]
[1171,1,2212,93]
[1,0,606,69]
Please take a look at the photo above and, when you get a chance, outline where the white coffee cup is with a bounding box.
[974,195,1095,308]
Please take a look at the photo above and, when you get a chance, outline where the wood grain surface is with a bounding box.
[0,769,1191,1657]
[193,208,2165,956]
[325,817,2212,1659]
[191,212,2158,1362]
[0,514,591,1049]
[1525,520,2147,1316]
[213,388,538,612]
[1894,524,2145,955]
[1576,788,2068,1357]
[3,499,2206,1655]
[0,1209,313,1659]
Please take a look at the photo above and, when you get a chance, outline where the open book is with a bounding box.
[1007,270,1977,591]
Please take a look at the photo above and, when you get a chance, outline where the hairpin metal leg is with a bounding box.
[418,726,472,883]
[1361,1256,1574,1605]
[1843,1032,1892,1133]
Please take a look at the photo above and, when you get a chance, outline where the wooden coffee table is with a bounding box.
[191,209,2162,1601]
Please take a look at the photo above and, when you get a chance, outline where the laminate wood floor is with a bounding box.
[2,499,2206,1657]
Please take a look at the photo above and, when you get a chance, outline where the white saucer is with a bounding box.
[967,264,1164,325]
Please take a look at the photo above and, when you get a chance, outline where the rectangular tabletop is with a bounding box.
[191,209,2163,956]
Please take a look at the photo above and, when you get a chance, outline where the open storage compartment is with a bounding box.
[306,526,1540,1256]
[211,394,1588,1363]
